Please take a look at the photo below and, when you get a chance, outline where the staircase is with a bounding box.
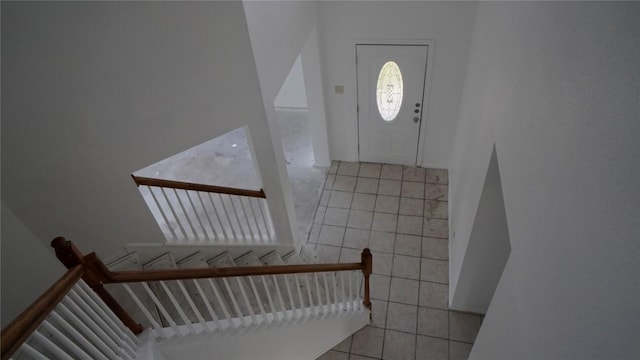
[1,239,371,360]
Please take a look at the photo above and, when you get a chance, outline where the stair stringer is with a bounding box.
[155,309,369,360]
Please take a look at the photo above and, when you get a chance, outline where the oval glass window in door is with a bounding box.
[376,61,404,122]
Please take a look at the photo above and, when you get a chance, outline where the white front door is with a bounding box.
[357,45,428,165]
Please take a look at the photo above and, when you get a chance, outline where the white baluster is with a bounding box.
[247,276,268,323]
[31,330,74,360]
[67,289,136,358]
[76,281,137,350]
[160,187,187,243]
[340,272,347,313]
[62,297,121,358]
[184,190,208,242]
[148,186,180,242]
[192,279,223,331]
[250,198,269,242]
[293,274,306,318]
[141,282,184,336]
[171,188,198,242]
[158,281,197,334]
[122,283,168,338]
[206,193,231,240]
[194,192,217,241]
[40,320,93,359]
[57,302,116,358]
[19,343,49,360]
[271,275,288,321]
[221,278,248,326]
[304,274,315,317]
[176,280,209,332]
[207,279,234,325]
[235,278,257,325]
[260,276,277,322]
[49,311,110,360]
[283,275,296,319]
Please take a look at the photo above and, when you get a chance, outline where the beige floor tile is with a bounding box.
[423,218,449,239]
[370,299,388,328]
[401,181,425,198]
[329,190,354,208]
[359,163,381,178]
[386,302,417,333]
[356,177,380,194]
[351,193,376,211]
[399,197,424,216]
[348,209,374,229]
[426,168,448,184]
[324,207,350,227]
[375,195,400,213]
[397,215,423,236]
[334,175,357,192]
[424,199,448,219]
[449,312,482,343]
[332,335,352,352]
[380,164,403,180]
[421,259,449,284]
[372,251,393,276]
[369,231,395,253]
[419,281,449,310]
[318,225,345,246]
[350,326,385,358]
[416,335,448,360]
[389,277,420,305]
[338,161,360,176]
[392,255,421,280]
[417,307,448,338]
[372,212,397,232]
[394,234,422,256]
[343,228,370,249]
[425,183,448,201]
[403,166,426,182]
[378,179,401,196]
[382,329,416,360]
[449,341,473,360]
[369,274,391,301]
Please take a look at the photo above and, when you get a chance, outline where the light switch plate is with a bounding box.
[334,85,344,94]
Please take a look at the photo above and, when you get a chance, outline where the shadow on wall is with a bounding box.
[451,145,511,314]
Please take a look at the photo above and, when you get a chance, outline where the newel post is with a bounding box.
[51,237,144,335]
[361,248,372,312]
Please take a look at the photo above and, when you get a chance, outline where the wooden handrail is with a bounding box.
[131,175,266,198]
[106,263,364,283]
[1,265,83,360]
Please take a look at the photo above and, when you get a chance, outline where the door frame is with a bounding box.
[354,39,435,166]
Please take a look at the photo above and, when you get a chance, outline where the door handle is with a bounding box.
[413,116,420,123]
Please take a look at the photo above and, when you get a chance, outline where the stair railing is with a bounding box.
[0,265,138,360]
[2,237,372,358]
[132,175,275,245]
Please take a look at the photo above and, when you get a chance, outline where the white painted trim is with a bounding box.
[353,39,436,166]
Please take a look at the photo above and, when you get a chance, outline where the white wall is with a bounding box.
[274,55,308,109]
[242,1,319,245]
[317,1,477,166]
[2,2,270,257]
[1,201,66,327]
[449,2,640,358]
[301,29,331,167]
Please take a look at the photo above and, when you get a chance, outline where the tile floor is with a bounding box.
[311,161,482,360]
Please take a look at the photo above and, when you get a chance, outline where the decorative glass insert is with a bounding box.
[376,61,404,121]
